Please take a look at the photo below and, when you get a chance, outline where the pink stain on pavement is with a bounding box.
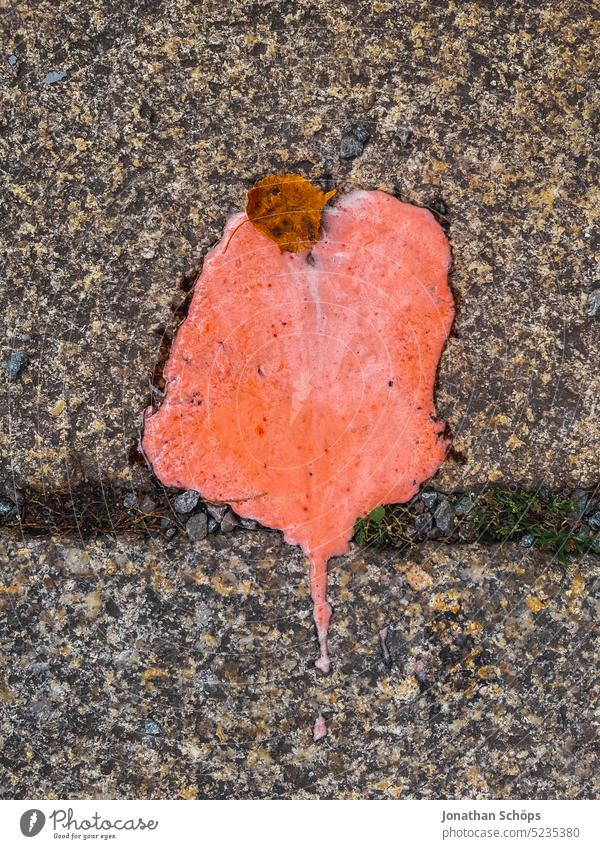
[143,189,454,673]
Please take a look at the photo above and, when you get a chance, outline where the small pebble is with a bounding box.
[351,125,371,144]
[240,517,261,530]
[5,351,28,380]
[455,495,474,516]
[569,488,589,518]
[220,508,238,533]
[139,495,157,513]
[588,511,600,532]
[123,494,136,508]
[25,661,49,674]
[420,490,438,510]
[0,498,17,520]
[143,719,161,736]
[339,125,370,160]
[414,513,433,534]
[395,125,412,145]
[173,490,200,513]
[8,55,17,66]
[207,517,219,533]
[186,512,208,541]
[434,499,455,534]
[520,533,535,548]
[42,70,66,84]
[206,503,228,522]
[587,290,600,318]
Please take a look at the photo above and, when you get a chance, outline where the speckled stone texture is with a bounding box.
[1,0,598,803]
[0,532,597,799]
[1,0,598,493]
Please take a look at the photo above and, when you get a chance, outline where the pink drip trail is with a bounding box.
[309,551,332,674]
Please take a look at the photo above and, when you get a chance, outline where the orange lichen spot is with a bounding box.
[142,667,170,688]
[246,173,335,253]
[404,564,433,591]
[430,590,461,614]
[526,595,549,613]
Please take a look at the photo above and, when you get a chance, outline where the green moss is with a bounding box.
[469,490,598,562]
[354,489,599,562]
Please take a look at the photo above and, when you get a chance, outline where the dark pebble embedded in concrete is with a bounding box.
[339,125,371,160]
[395,125,412,145]
[587,290,600,318]
[5,351,28,380]
[42,70,67,84]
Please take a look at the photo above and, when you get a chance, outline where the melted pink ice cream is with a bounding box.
[143,190,454,672]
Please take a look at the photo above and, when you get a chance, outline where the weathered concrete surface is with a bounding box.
[1,1,599,494]
[0,531,597,799]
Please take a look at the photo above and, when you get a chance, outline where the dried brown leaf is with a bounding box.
[245,173,336,253]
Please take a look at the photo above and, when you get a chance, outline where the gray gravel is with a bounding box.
[186,512,208,541]
[434,499,456,535]
[173,490,200,514]
[206,504,228,523]
[420,491,438,510]
[220,509,239,533]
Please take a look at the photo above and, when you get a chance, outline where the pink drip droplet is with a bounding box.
[313,713,328,742]
[310,552,332,673]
